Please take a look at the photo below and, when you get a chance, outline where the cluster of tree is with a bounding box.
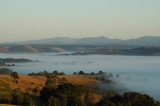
[0,68,12,75]
[0,89,34,106]
[28,70,65,76]
[40,75,88,106]
[39,75,160,106]
[96,91,160,106]
[0,58,34,63]
[73,71,113,83]
[40,83,87,106]
[73,70,111,76]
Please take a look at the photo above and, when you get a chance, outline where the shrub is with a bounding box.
[79,71,85,75]
[23,92,33,106]
[0,97,10,104]
[73,72,78,75]
[48,96,61,106]
[11,90,23,105]
[90,72,95,75]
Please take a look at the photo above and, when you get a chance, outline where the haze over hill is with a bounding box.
[3,36,160,46]
[0,36,160,55]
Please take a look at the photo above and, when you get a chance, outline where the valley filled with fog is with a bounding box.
[0,53,160,100]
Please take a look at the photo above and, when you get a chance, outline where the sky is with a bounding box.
[0,0,160,42]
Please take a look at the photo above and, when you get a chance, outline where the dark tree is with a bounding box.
[23,92,33,106]
[53,70,59,75]
[32,87,39,96]
[10,72,19,79]
[48,96,61,106]
[10,72,19,83]
[90,72,95,75]
[73,72,78,75]
[79,71,85,75]
[11,90,23,105]
[97,70,104,75]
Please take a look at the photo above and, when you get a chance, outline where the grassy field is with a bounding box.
[0,74,102,105]
[0,75,45,92]
[0,75,100,91]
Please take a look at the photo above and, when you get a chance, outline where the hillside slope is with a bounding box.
[3,36,160,46]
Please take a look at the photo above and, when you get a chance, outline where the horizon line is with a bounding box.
[1,35,160,43]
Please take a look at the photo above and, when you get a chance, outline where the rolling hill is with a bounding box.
[3,36,160,46]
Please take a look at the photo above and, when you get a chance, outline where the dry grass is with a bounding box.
[61,75,100,86]
[0,75,100,92]
[89,92,102,104]
[0,75,46,92]
[0,74,102,104]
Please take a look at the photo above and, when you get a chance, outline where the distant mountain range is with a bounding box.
[2,36,160,46]
[0,36,160,55]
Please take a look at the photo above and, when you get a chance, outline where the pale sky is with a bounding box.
[0,0,160,42]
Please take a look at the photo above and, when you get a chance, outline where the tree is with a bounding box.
[48,96,61,106]
[79,71,85,75]
[53,70,58,75]
[23,92,33,106]
[96,92,158,106]
[45,75,58,89]
[10,72,19,83]
[73,72,78,75]
[32,87,39,96]
[60,77,68,84]
[56,93,67,106]
[59,72,65,75]
[68,97,86,106]
[0,97,10,104]
[90,72,95,75]
[97,70,104,75]
[11,90,23,105]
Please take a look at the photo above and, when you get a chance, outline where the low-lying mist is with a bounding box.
[96,73,160,101]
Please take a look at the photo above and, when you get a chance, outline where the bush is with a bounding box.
[23,92,33,106]
[90,72,95,75]
[56,93,67,106]
[0,97,10,104]
[48,96,61,106]
[73,72,78,75]
[96,92,158,106]
[40,81,86,106]
[32,87,39,96]
[10,72,19,79]
[79,71,85,75]
[11,90,23,105]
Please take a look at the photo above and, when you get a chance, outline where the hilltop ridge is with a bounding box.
[2,36,160,46]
